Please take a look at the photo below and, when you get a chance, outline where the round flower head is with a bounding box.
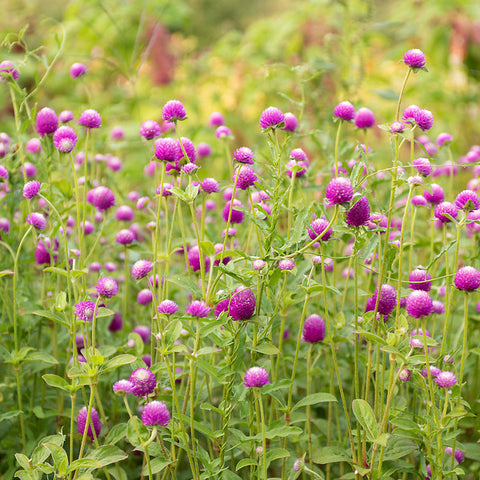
[233,147,254,165]
[74,301,96,322]
[0,60,19,80]
[23,180,41,199]
[142,400,171,427]
[455,190,480,211]
[434,371,457,388]
[402,105,421,125]
[406,290,433,318]
[35,237,58,265]
[140,120,161,140]
[253,259,266,270]
[286,159,308,178]
[445,447,464,464]
[129,368,156,397]
[113,379,133,395]
[131,259,153,279]
[308,218,333,241]
[244,366,270,387]
[294,459,305,472]
[162,100,186,122]
[334,101,355,121]
[371,284,397,316]
[414,109,434,131]
[0,165,8,181]
[116,229,134,245]
[133,325,151,343]
[454,266,480,291]
[59,110,74,123]
[421,366,441,378]
[278,259,295,271]
[110,126,124,140]
[413,157,432,177]
[325,177,353,205]
[0,218,10,234]
[398,368,412,382]
[182,163,199,175]
[188,245,211,273]
[403,49,426,69]
[109,311,123,332]
[209,111,225,127]
[78,109,101,129]
[302,314,326,343]
[186,300,211,318]
[409,267,432,291]
[92,186,115,212]
[432,300,445,314]
[96,277,119,298]
[229,287,256,321]
[434,202,458,223]
[222,199,245,224]
[259,106,285,130]
[137,289,153,305]
[70,62,87,78]
[283,112,298,131]
[77,406,102,440]
[437,132,453,147]
[36,107,58,136]
[27,212,47,230]
[215,126,232,139]
[390,121,405,133]
[234,165,257,190]
[423,184,445,205]
[53,126,78,153]
[158,299,179,315]
[346,196,370,227]
[26,139,42,155]
[115,205,134,222]
[201,177,219,194]
[354,108,375,129]
[176,137,196,163]
[154,137,178,162]
[197,142,211,157]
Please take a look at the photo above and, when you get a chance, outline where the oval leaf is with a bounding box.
[352,399,378,442]
[293,393,337,410]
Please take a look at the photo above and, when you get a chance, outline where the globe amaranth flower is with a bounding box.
[96,277,119,298]
[228,287,256,321]
[455,190,480,211]
[129,368,156,397]
[413,157,432,177]
[158,299,179,315]
[423,184,444,204]
[222,199,245,224]
[244,366,270,387]
[182,163,199,175]
[253,259,266,270]
[77,406,102,441]
[78,109,101,129]
[186,300,211,318]
[137,289,153,305]
[188,245,211,273]
[389,121,405,133]
[197,142,211,157]
[233,146,255,165]
[278,259,295,271]
[371,284,397,316]
[403,49,426,69]
[109,311,123,332]
[35,237,58,265]
[454,266,480,291]
[36,107,58,136]
[70,62,87,78]
[116,229,134,245]
[59,110,74,123]
[0,60,19,80]
[345,196,370,227]
[234,165,257,190]
[208,111,225,127]
[53,126,78,153]
[215,126,232,139]
[176,137,196,163]
[354,108,375,129]
[259,107,285,130]
[415,109,434,131]
[302,314,326,343]
[402,105,422,125]
[286,159,309,178]
[26,139,42,155]
[74,300,96,322]
[140,120,161,140]
[445,447,464,464]
[333,101,355,121]
[131,259,153,279]
[154,137,178,162]
[421,366,441,379]
[325,177,354,205]
[398,368,412,382]
[406,290,433,318]
[434,371,457,388]
[115,205,134,222]
[283,112,298,131]
[23,180,41,200]
[91,186,115,212]
[162,100,186,122]
[142,401,171,427]
[409,267,432,291]
[308,218,333,241]
[434,202,458,223]
[201,177,219,194]
[113,379,133,395]
[437,132,453,147]
[133,325,151,343]
[27,212,47,230]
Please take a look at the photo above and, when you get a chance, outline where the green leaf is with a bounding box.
[43,266,69,277]
[142,458,173,475]
[185,183,200,202]
[67,458,102,473]
[352,399,378,442]
[0,410,22,422]
[195,346,222,356]
[164,319,183,345]
[312,446,351,464]
[43,443,68,475]
[250,343,281,355]
[26,351,58,366]
[105,423,128,445]
[293,393,337,410]
[101,354,136,373]
[85,445,127,467]
[355,329,387,346]
[375,433,388,447]
[15,454,31,471]
[266,447,290,464]
[32,434,66,464]
[222,471,243,480]
[236,458,257,471]
[264,425,302,439]
[199,240,216,257]
[0,269,13,277]
[30,309,69,327]
[42,374,70,391]
[127,417,149,447]
[169,187,187,202]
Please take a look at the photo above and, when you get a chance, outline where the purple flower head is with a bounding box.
[209,112,225,127]
[26,139,42,155]
[23,180,41,199]
[182,163,199,175]
[0,165,8,181]
[59,110,74,123]
[403,49,426,69]
[409,267,432,291]
[421,366,441,378]
[454,266,480,291]
[244,366,270,387]
[137,289,153,305]
[455,190,480,211]
[253,259,266,270]
[78,109,101,129]
[186,300,211,318]
[159,182,173,197]
[432,300,445,314]
[398,368,412,382]
[435,371,457,388]
[283,112,298,131]
[27,212,47,230]
[259,107,285,130]
[115,205,134,222]
[325,177,354,205]
[415,109,434,131]
[36,107,58,136]
[188,245,211,273]
[116,229,134,245]
[302,314,326,343]
[437,132,453,147]
[371,284,397,316]
[158,299,179,315]
[234,165,257,190]
[74,301,96,321]
[35,237,58,265]
[222,199,245,224]
[346,196,370,227]
[308,218,333,241]
[140,120,161,140]
[109,311,123,332]
[406,290,433,318]
[176,137,196,163]
[354,108,375,129]
[197,142,211,157]
[229,287,256,321]
[110,126,124,140]
[113,379,133,395]
[92,186,115,212]
[402,105,421,125]
[133,325,151,343]
[390,121,405,133]
[445,447,464,464]
[413,157,432,177]
[131,259,153,279]
[77,406,102,441]
[423,184,444,205]
[334,101,355,121]
[142,400,171,427]
[162,100,186,122]
[154,137,178,162]
[286,159,308,178]
[294,459,305,472]
[214,243,231,266]
[434,202,458,223]
[233,146,255,165]
[279,259,295,271]
[201,177,219,194]
[0,218,10,234]
[0,60,19,80]
[129,368,156,397]
[96,277,118,298]
[53,126,78,153]
[215,126,232,139]
[290,148,308,161]
[70,62,87,78]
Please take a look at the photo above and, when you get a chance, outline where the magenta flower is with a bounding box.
[36,107,58,136]
[70,62,87,78]
[133,325,151,343]
[74,301,96,322]
[96,277,119,298]
[308,218,332,241]
[158,299,179,315]
[142,400,171,427]
[233,147,255,165]
[131,259,153,279]
[413,157,432,177]
[244,366,270,387]
[215,126,232,139]
[154,138,178,162]
[188,245,210,273]
[25,139,42,155]
[208,111,225,127]
[345,196,370,227]
[116,229,134,245]
[406,290,433,318]
[78,109,101,129]
[115,205,134,221]
[371,284,397,316]
[278,259,295,271]
[389,121,405,133]
[302,314,326,343]
[222,199,245,224]
[334,101,355,121]
[434,371,457,388]
[445,447,464,464]
[27,212,47,230]
[325,177,353,205]
[53,126,78,153]
[201,177,219,194]
[197,142,211,157]
[176,137,196,163]
[23,180,41,199]
[354,108,375,129]
[140,120,161,140]
[403,49,426,69]
[283,112,298,131]
[59,110,74,123]
[408,267,432,291]
[229,287,256,321]
[0,60,19,80]
[113,379,133,395]
[454,266,480,291]
[92,186,115,212]
[423,184,444,205]
[234,165,257,190]
[162,100,186,122]
[259,107,285,130]
[434,202,458,223]
[455,190,480,211]
[77,406,102,441]
[186,300,211,318]
[129,368,156,397]
[437,132,453,147]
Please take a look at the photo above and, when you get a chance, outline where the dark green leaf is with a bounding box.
[85,445,127,467]
[101,354,136,373]
[352,399,378,442]
[293,393,337,410]
[312,446,351,464]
